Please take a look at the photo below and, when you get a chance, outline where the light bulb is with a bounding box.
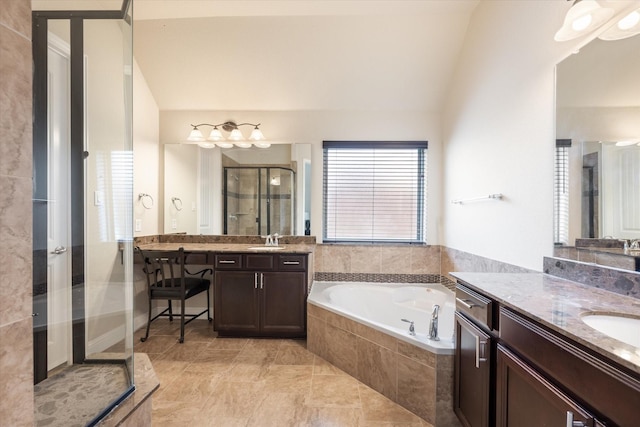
[572,13,592,31]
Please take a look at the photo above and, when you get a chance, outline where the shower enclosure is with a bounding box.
[224,167,296,236]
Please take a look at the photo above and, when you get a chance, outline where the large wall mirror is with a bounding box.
[554,34,640,268]
[164,143,311,236]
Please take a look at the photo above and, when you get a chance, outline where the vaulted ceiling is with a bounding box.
[131,0,480,112]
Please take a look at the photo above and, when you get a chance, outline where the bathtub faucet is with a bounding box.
[401,319,415,336]
[429,304,440,341]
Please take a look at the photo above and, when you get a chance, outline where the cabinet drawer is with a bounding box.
[456,284,494,330]
[246,254,275,270]
[184,252,208,265]
[277,255,307,271]
[215,254,243,269]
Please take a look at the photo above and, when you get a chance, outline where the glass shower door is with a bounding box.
[225,168,260,235]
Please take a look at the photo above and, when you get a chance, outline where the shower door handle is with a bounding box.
[51,246,67,255]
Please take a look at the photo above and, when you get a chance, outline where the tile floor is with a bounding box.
[135,319,434,426]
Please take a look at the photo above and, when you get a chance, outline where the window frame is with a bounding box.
[322,140,428,245]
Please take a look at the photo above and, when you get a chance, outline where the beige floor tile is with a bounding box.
[204,380,267,419]
[145,319,434,426]
[274,344,316,366]
[307,374,362,408]
[313,355,350,376]
[263,365,314,395]
[359,385,424,424]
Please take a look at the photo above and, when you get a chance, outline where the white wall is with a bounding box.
[441,1,585,270]
[160,109,443,243]
[133,59,160,237]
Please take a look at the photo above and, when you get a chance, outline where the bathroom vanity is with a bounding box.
[452,272,640,427]
[134,235,314,339]
[213,252,309,337]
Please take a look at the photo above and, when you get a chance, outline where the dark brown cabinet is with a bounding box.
[454,312,493,427]
[454,284,496,427]
[213,253,307,337]
[496,344,595,427]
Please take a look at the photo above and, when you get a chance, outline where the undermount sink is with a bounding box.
[247,246,285,251]
[581,313,640,348]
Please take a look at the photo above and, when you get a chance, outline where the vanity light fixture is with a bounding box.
[186,121,269,149]
[555,0,615,42]
[598,7,640,40]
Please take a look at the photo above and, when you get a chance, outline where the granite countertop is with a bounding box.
[450,272,640,375]
[577,246,640,259]
[136,242,315,254]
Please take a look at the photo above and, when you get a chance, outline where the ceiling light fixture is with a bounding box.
[554,0,615,42]
[186,121,270,149]
[598,8,640,40]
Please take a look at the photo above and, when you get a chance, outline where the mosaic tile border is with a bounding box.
[313,272,457,291]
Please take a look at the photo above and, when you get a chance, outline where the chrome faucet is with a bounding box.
[429,304,440,341]
[261,233,280,246]
[401,319,416,336]
[630,239,640,250]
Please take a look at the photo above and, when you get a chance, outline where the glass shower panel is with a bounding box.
[226,168,260,235]
[268,168,295,235]
[32,5,134,427]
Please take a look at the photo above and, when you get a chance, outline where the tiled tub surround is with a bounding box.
[451,272,640,376]
[307,282,460,426]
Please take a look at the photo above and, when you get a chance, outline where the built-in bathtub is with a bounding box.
[307,281,460,426]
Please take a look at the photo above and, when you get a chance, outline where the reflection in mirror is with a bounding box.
[554,35,640,270]
[164,143,311,235]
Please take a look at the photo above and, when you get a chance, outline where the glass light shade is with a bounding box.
[254,141,271,148]
[216,141,234,148]
[228,128,244,141]
[270,176,281,186]
[187,128,205,142]
[235,141,253,148]
[615,140,639,147]
[198,142,216,149]
[207,127,224,141]
[599,9,640,40]
[249,127,265,141]
[554,0,614,42]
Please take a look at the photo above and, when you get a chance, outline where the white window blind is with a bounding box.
[554,140,570,245]
[323,141,427,243]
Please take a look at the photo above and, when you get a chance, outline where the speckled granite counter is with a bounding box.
[450,272,640,376]
[136,242,315,254]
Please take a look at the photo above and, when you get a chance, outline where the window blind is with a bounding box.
[323,141,427,243]
[554,141,570,245]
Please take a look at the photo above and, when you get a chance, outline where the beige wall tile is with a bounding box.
[0,0,31,38]
[350,246,381,273]
[397,340,436,368]
[397,354,436,424]
[0,175,32,325]
[352,322,397,351]
[323,323,358,376]
[0,26,32,179]
[356,337,397,401]
[380,246,412,274]
[411,245,441,274]
[319,245,352,273]
[0,317,34,427]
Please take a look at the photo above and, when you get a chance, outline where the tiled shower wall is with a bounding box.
[0,0,35,425]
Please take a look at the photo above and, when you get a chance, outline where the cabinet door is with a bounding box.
[214,271,260,334]
[454,312,492,427]
[260,272,306,336]
[496,344,594,427]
